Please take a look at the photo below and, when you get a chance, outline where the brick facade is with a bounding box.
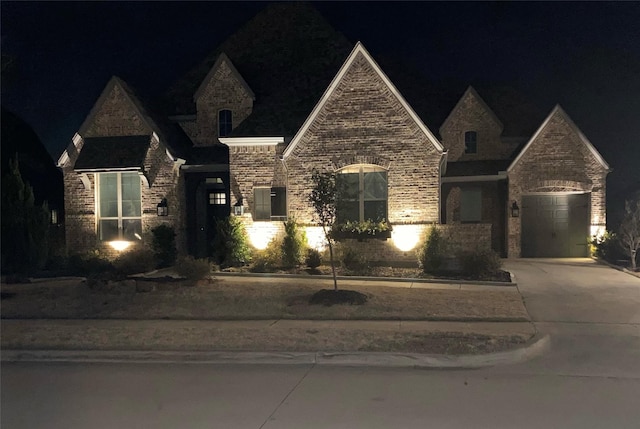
[439,88,518,162]
[62,80,183,257]
[507,107,609,257]
[193,57,254,146]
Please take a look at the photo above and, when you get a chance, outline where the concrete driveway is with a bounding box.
[504,258,640,324]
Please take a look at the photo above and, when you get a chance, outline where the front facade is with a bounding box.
[58,4,609,261]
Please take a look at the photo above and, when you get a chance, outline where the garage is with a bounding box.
[521,193,590,257]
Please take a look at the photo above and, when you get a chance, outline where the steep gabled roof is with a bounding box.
[59,76,192,166]
[283,42,444,158]
[193,52,255,103]
[508,105,610,172]
[163,2,353,136]
[74,136,150,171]
[439,86,504,135]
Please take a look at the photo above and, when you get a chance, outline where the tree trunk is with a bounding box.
[631,249,637,271]
[328,241,338,291]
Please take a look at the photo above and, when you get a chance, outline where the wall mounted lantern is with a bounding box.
[510,201,520,218]
[157,198,168,216]
[233,198,244,216]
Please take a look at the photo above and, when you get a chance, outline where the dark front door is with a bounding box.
[521,193,589,257]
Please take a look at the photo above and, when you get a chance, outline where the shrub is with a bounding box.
[113,248,156,276]
[305,248,322,269]
[418,225,447,274]
[175,256,211,281]
[66,252,113,277]
[151,224,177,268]
[281,219,307,267]
[250,237,283,273]
[212,216,251,267]
[589,231,624,263]
[456,247,502,279]
[338,243,370,274]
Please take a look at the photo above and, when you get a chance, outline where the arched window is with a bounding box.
[336,165,388,223]
[464,131,477,154]
[218,109,233,137]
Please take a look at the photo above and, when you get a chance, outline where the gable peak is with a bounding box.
[193,51,255,102]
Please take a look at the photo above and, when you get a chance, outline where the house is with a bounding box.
[58,3,609,261]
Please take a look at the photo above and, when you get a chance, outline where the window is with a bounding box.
[97,172,142,241]
[464,131,477,154]
[209,192,226,205]
[460,188,482,222]
[218,109,233,137]
[336,165,388,223]
[253,187,287,221]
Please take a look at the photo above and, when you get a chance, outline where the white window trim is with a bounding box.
[95,172,142,241]
[338,164,388,222]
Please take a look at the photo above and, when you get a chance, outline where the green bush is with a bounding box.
[338,243,370,274]
[281,219,307,267]
[175,256,211,281]
[212,216,251,267]
[589,231,626,263]
[113,248,156,276]
[456,247,502,279]
[418,225,447,274]
[151,224,177,268]
[250,237,283,273]
[66,252,114,277]
[305,248,322,269]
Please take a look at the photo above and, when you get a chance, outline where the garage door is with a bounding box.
[521,194,589,257]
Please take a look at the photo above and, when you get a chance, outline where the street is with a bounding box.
[3,259,640,428]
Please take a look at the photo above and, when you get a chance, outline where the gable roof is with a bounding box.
[439,86,503,135]
[282,42,444,158]
[59,76,192,167]
[193,52,255,102]
[508,105,610,172]
[163,2,353,136]
[74,136,150,171]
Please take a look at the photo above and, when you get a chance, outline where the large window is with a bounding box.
[464,131,477,154]
[336,165,388,223]
[97,172,142,241]
[219,109,233,137]
[253,187,287,221]
[460,188,482,222]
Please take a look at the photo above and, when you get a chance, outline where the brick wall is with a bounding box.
[507,110,608,257]
[285,52,442,224]
[194,59,253,146]
[442,181,506,255]
[440,89,518,161]
[64,84,183,258]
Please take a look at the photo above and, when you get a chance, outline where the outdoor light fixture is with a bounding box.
[511,201,520,218]
[157,198,168,216]
[233,198,244,216]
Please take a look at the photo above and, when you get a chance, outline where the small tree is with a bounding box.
[1,158,50,274]
[619,199,640,270]
[418,225,447,274]
[309,169,339,290]
[212,216,251,267]
[281,218,307,268]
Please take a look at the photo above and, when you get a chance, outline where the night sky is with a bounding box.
[2,1,639,199]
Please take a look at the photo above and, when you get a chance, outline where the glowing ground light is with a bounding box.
[109,241,132,252]
[305,226,328,251]
[247,223,280,250]
[391,224,422,252]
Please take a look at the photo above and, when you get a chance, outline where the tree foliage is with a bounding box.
[281,218,307,268]
[212,216,251,267]
[1,158,50,274]
[618,199,640,270]
[309,169,339,290]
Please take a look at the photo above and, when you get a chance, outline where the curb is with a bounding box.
[593,257,640,279]
[1,334,549,369]
[207,272,517,287]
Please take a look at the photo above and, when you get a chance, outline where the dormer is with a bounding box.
[439,86,505,161]
[193,53,255,146]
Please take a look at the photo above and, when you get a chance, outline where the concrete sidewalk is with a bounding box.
[1,318,546,368]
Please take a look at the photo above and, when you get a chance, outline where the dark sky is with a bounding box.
[2,1,639,193]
